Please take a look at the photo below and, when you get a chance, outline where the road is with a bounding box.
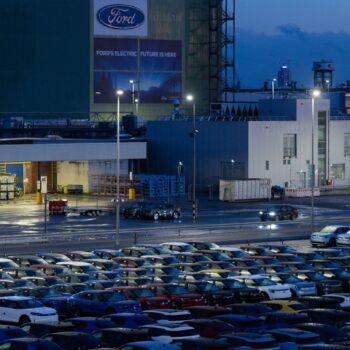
[0,192,349,253]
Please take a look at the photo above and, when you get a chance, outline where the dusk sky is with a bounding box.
[236,0,350,88]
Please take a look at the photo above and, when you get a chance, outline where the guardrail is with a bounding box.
[0,215,345,253]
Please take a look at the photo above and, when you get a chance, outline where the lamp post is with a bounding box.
[186,94,197,221]
[311,89,321,232]
[230,159,235,179]
[129,80,135,113]
[115,89,124,248]
[272,78,277,99]
[135,98,139,115]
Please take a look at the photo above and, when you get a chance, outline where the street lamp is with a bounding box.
[272,78,277,99]
[129,80,135,113]
[115,89,124,248]
[230,159,235,179]
[186,94,197,221]
[134,98,139,115]
[311,89,321,232]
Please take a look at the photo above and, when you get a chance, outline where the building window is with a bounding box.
[283,134,297,157]
[330,164,345,180]
[265,160,269,170]
[345,133,350,156]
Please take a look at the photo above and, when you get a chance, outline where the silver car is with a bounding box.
[310,225,350,247]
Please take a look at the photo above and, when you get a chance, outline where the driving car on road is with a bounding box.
[138,202,181,221]
[259,205,298,221]
[310,225,350,247]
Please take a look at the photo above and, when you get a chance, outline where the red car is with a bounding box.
[149,284,204,308]
[108,286,171,309]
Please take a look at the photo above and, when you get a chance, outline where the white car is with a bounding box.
[231,275,292,300]
[139,323,199,343]
[0,296,58,324]
[310,225,350,247]
[142,309,192,324]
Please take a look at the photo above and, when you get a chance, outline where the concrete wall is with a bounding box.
[329,120,350,186]
[57,161,90,193]
[248,98,330,187]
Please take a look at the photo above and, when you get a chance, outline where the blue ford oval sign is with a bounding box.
[97,4,145,30]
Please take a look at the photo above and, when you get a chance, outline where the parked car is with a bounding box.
[139,323,199,343]
[0,337,63,350]
[104,313,155,329]
[0,296,58,325]
[296,323,350,346]
[141,309,192,324]
[21,321,76,338]
[231,275,292,300]
[42,331,100,350]
[336,231,350,246]
[267,328,323,347]
[117,341,180,350]
[67,290,141,316]
[173,337,231,350]
[92,328,151,348]
[259,205,298,221]
[65,317,116,334]
[185,319,235,338]
[0,325,29,341]
[15,287,69,315]
[310,225,350,247]
[138,203,181,221]
[220,332,280,349]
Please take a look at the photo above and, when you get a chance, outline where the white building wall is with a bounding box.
[248,98,330,187]
[329,120,350,186]
[57,161,90,193]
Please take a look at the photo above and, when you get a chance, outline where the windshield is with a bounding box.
[79,265,98,273]
[132,289,155,297]
[282,275,301,283]
[16,299,43,309]
[197,283,221,292]
[254,278,276,286]
[223,279,246,288]
[38,289,63,297]
[165,285,190,295]
[98,292,125,302]
[320,226,338,233]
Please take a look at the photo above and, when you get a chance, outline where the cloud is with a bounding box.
[277,23,305,37]
[236,29,350,88]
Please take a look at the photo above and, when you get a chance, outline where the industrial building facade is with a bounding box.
[146,97,350,191]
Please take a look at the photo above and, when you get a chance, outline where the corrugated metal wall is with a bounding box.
[0,0,90,117]
[146,120,249,191]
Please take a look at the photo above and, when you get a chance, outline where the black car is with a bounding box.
[138,202,181,220]
[259,205,298,221]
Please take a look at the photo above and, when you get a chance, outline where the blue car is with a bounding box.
[67,290,141,316]
[64,317,116,333]
[0,325,29,341]
[104,313,155,329]
[0,337,62,350]
[118,341,180,350]
[16,287,69,315]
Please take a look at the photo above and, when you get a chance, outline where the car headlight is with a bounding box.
[269,211,276,216]
[259,211,263,215]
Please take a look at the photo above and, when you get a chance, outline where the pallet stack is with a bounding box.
[0,173,15,200]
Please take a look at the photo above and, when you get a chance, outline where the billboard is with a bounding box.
[94,0,148,37]
[94,38,182,104]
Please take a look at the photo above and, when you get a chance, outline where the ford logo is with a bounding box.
[97,4,145,30]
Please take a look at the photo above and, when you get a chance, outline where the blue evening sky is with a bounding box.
[235,0,350,87]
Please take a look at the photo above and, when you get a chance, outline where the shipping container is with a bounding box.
[219,179,271,202]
